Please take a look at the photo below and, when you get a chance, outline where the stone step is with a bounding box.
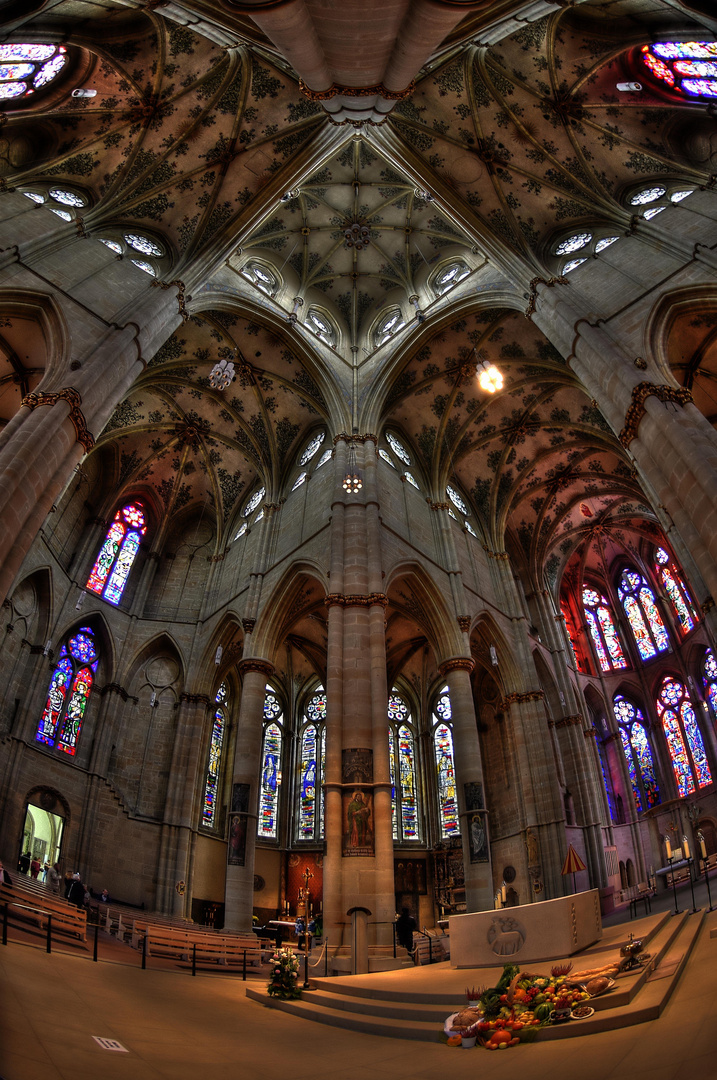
[245,908,703,1042]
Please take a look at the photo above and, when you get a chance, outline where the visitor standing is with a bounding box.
[46,863,61,893]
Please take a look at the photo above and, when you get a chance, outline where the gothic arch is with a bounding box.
[251,562,329,663]
[0,288,70,389]
[385,560,463,663]
[469,612,521,693]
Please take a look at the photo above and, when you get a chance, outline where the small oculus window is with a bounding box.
[630,186,666,205]
[243,486,265,517]
[386,432,411,465]
[375,309,406,346]
[554,232,592,255]
[306,309,336,346]
[595,236,619,252]
[125,233,163,257]
[242,263,278,296]
[434,261,470,295]
[563,258,587,273]
[50,188,85,207]
[0,44,67,101]
[298,430,325,466]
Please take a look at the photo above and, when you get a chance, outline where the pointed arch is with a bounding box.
[385,560,464,663]
[251,561,329,659]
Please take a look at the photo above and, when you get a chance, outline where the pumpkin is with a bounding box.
[446,1036,462,1046]
[491,1029,513,1045]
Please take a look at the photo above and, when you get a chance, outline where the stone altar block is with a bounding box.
[449,889,602,968]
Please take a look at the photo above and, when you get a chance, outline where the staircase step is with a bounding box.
[245,908,704,1042]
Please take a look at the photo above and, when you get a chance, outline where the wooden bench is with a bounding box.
[412,932,445,966]
[135,923,263,968]
[0,881,87,941]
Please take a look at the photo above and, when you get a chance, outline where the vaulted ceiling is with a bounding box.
[2,0,714,584]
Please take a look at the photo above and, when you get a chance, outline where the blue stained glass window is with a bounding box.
[657,676,712,796]
[258,687,283,839]
[655,547,696,635]
[598,744,617,823]
[36,627,99,755]
[388,691,419,842]
[618,568,669,660]
[614,694,661,811]
[87,503,147,605]
[433,686,459,838]
[642,42,717,98]
[202,683,228,828]
[0,43,66,100]
[583,587,627,671]
[703,649,717,719]
[297,689,325,841]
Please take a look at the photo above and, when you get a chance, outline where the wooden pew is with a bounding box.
[136,923,263,968]
[0,880,87,941]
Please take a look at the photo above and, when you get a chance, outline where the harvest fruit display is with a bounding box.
[445,960,619,1049]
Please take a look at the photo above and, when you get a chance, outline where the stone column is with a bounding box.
[224,658,274,931]
[440,657,494,912]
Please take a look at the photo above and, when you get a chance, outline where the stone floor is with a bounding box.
[2,877,717,1080]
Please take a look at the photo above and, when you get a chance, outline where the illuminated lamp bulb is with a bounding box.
[342,444,363,493]
[209,358,235,390]
[476,358,503,393]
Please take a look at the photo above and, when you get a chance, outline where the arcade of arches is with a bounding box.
[2,0,717,962]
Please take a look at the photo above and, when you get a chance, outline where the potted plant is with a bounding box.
[461,1022,478,1048]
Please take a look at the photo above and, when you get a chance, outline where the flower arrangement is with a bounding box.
[267,947,301,999]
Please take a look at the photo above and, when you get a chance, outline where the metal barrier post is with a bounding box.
[392,922,397,959]
[324,938,328,977]
[93,921,99,962]
[142,933,147,970]
[2,902,7,946]
[192,942,196,977]
[242,949,246,981]
[46,914,52,954]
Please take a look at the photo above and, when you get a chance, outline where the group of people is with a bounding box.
[15,852,110,908]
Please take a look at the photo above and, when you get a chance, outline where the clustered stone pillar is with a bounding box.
[224,659,274,931]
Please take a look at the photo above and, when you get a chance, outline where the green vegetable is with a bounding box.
[496,963,520,992]
[533,1003,553,1022]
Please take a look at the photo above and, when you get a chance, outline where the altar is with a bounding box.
[448,889,603,968]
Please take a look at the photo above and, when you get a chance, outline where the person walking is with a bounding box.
[46,863,61,893]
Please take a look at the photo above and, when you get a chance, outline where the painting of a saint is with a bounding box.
[342,788,374,855]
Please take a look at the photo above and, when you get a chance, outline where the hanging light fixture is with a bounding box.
[475,351,503,393]
[343,222,370,250]
[342,442,362,494]
[209,356,236,390]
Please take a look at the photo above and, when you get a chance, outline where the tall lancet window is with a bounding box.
[86,503,147,605]
[258,685,283,839]
[388,690,419,842]
[433,685,460,838]
[614,694,661,811]
[296,688,326,842]
[36,627,99,756]
[703,649,717,720]
[657,676,712,796]
[655,547,697,635]
[582,587,627,672]
[618,568,669,661]
[202,683,228,828]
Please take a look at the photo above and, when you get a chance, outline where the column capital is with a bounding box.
[324,592,388,608]
[238,657,274,677]
[21,387,95,453]
[439,656,475,677]
[502,689,545,707]
[332,432,378,445]
[619,381,693,448]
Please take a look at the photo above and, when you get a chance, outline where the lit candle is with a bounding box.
[683,835,690,860]
[699,834,707,860]
[665,835,672,860]
[501,882,507,904]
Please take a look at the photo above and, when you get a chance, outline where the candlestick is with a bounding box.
[683,834,690,860]
[501,882,507,904]
[699,834,707,860]
[665,835,672,860]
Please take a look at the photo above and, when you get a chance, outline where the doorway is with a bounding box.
[19,801,65,877]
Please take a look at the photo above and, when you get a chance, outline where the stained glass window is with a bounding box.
[563,258,587,273]
[404,472,419,490]
[202,683,228,828]
[554,232,592,255]
[131,259,156,276]
[434,261,470,294]
[297,688,326,842]
[291,472,307,491]
[657,676,712,796]
[315,448,332,469]
[446,484,468,514]
[597,744,617,824]
[36,627,99,755]
[124,233,163,256]
[0,44,66,100]
[618,568,669,660]
[582,587,627,672]
[243,487,265,517]
[703,649,717,720]
[388,691,419,842]
[49,188,85,207]
[86,503,146,605]
[378,449,395,468]
[595,236,619,252]
[258,686,283,839]
[561,604,585,672]
[433,686,460,838]
[655,547,696,634]
[642,43,717,98]
[614,695,661,811]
